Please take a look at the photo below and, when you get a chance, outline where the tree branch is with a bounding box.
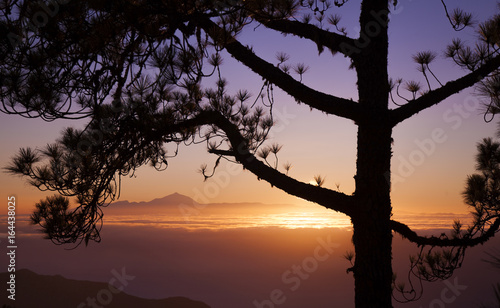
[255,18,357,59]
[152,109,354,216]
[197,16,362,122]
[203,110,355,216]
[390,218,500,247]
[390,53,500,126]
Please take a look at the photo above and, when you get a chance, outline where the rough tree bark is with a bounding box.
[350,0,394,306]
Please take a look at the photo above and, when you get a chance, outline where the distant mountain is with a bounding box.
[148,192,200,206]
[107,192,301,214]
[0,269,211,308]
[108,192,199,210]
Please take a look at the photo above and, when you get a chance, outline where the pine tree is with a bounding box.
[2,1,500,307]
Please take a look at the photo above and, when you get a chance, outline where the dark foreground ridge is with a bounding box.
[0,269,211,308]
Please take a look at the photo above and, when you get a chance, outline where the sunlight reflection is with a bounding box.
[103,211,352,230]
[101,210,472,231]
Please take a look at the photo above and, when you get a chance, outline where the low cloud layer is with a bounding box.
[0,217,499,307]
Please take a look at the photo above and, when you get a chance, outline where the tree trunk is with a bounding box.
[352,218,394,308]
[351,0,393,306]
[352,123,394,308]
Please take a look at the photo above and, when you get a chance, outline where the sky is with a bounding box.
[1,0,499,218]
[1,1,500,307]
[0,1,498,217]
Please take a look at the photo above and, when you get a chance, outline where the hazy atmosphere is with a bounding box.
[1,193,500,307]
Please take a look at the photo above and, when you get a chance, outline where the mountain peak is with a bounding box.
[108,192,199,211]
[149,193,199,206]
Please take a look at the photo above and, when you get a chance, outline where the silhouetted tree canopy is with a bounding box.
[2,0,500,307]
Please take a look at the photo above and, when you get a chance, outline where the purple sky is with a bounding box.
[1,0,499,214]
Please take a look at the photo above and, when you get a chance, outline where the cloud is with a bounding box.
[1,212,498,307]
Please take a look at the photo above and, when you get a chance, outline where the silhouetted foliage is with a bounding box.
[2,1,500,307]
[393,137,500,302]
